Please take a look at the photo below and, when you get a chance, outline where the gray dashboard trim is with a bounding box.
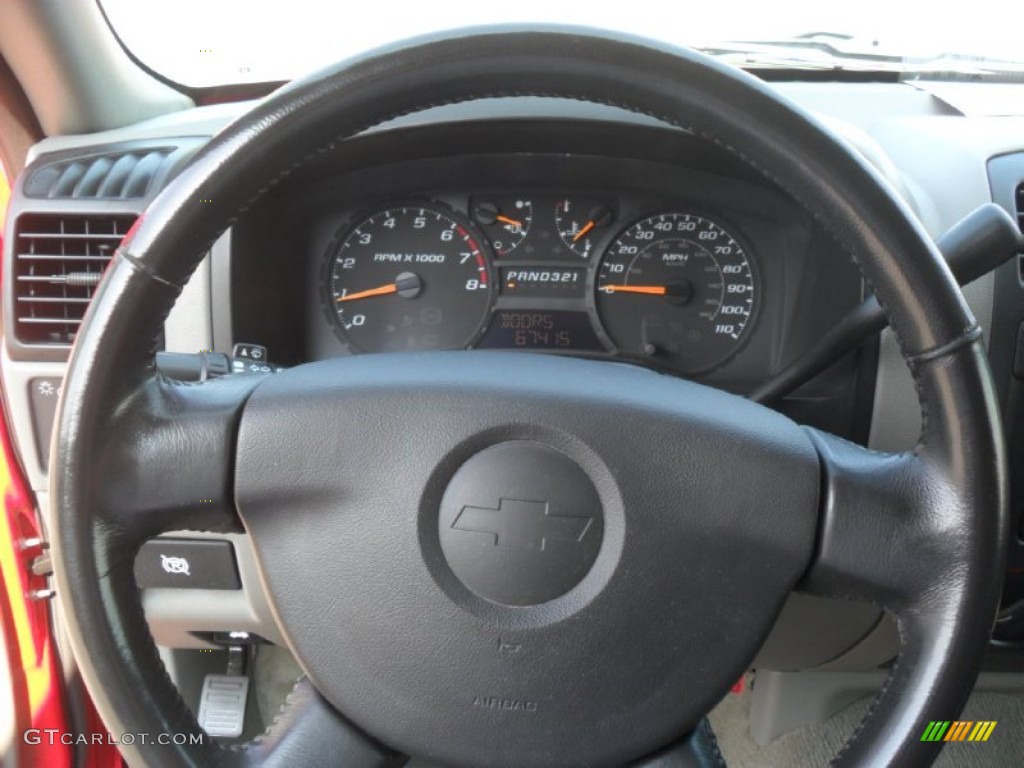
[863,116,1022,451]
[210,231,234,354]
[1,346,66,490]
[141,532,285,649]
[164,254,213,354]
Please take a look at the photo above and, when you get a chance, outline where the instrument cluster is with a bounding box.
[323,194,759,375]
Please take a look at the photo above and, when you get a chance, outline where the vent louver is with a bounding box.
[13,214,137,345]
[24,148,174,200]
[1016,183,1024,283]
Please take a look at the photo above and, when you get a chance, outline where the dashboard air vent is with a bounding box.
[1016,183,1024,283]
[24,148,174,200]
[12,214,137,345]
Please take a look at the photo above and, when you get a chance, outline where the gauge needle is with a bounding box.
[602,284,667,295]
[337,273,423,302]
[336,283,399,302]
[573,220,596,242]
[496,215,523,228]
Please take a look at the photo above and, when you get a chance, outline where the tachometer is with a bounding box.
[594,212,757,373]
[326,205,492,352]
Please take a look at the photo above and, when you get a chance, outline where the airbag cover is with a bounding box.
[234,351,818,768]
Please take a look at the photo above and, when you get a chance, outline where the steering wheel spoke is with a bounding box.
[798,341,1007,765]
[802,340,1006,613]
[800,430,939,607]
[84,372,259,543]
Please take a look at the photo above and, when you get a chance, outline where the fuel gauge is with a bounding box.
[472,197,533,257]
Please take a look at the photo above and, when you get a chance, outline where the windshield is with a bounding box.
[100,0,1024,88]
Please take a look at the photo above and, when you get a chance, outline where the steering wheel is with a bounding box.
[50,28,1007,768]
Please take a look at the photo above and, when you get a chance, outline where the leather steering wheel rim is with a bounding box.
[51,27,1007,768]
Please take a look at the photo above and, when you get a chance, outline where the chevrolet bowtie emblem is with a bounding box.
[451,498,593,551]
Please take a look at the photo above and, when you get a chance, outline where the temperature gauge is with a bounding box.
[554,199,613,258]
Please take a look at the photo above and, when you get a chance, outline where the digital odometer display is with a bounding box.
[477,310,604,351]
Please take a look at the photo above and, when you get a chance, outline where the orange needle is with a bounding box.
[602,285,667,295]
[336,283,399,302]
[496,215,523,228]
[573,220,596,242]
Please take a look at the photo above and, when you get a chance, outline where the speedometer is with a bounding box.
[594,212,758,373]
[326,205,493,352]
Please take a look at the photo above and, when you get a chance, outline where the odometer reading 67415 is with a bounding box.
[595,212,758,373]
[326,205,492,352]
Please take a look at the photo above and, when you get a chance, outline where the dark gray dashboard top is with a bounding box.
[25,81,1021,166]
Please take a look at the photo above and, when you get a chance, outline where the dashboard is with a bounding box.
[4,88,1024,668]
